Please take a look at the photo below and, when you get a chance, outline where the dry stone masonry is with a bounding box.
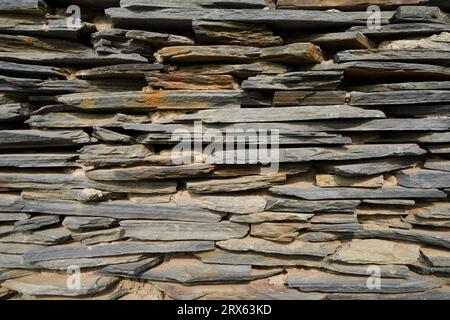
[0,0,449,300]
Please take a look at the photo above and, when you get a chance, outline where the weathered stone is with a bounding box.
[307,223,364,233]
[193,20,283,47]
[328,287,450,300]
[323,262,411,278]
[250,222,307,242]
[155,43,324,65]
[0,227,71,245]
[350,90,450,106]
[0,153,78,168]
[276,0,448,10]
[286,268,446,293]
[332,239,420,264]
[106,8,394,31]
[3,272,119,297]
[0,226,14,237]
[14,215,60,232]
[362,199,416,206]
[270,185,446,200]
[92,127,135,145]
[23,188,121,203]
[242,71,343,91]
[404,214,450,228]
[350,81,450,92]
[348,23,450,39]
[311,214,358,224]
[266,197,360,213]
[335,49,450,65]
[169,105,384,124]
[318,157,419,176]
[0,195,222,222]
[71,228,125,246]
[273,91,347,106]
[359,215,412,230]
[23,241,215,263]
[378,33,450,51]
[62,217,117,231]
[27,113,151,128]
[230,212,314,223]
[78,144,153,168]
[0,269,32,282]
[186,174,286,193]
[146,71,238,90]
[287,31,375,50]
[0,103,30,122]
[121,0,268,9]
[316,174,384,188]
[99,257,163,277]
[394,6,449,24]
[421,247,450,267]
[217,237,341,257]
[57,90,244,111]
[75,63,167,80]
[121,220,249,241]
[0,129,92,149]
[31,255,147,271]
[396,169,450,188]
[86,164,215,181]
[0,242,42,255]
[0,213,30,222]
[408,203,450,219]
[424,158,450,172]
[179,62,287,78]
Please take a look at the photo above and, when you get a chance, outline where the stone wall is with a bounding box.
[0,0,449,300]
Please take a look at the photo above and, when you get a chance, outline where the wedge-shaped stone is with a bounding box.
[57,90,243,111]
[0,227,71,245]
[270,185,446,200]
[0,213,30,222]
[0,103,30,122]
[71,228,125,246]
[75,63,167,80]
[120,257,281,283]
[348,23,450,39]
[316,174,384,188]
[168,105,385,124]
[186,174,286,193]
[92,127,135,144]
[78,144,154,168]
[106,8,394,31]
[0,61,65,79]
[266,197,360,213]
[23,241,215,263]
[98,256,163,277]
[335,49,450,65]
[62,217,117,231]
[332,239,420,264]
[273,91,347,106]
[27,113,150,128]
[3,272,118,297]
[242,71,343,91]
[350,90,450,106]
[196,249,322,267]
[193,20,283,47]
[121,220,249,241]
[121,0,268,9]
[231,212,314,223]
[179,62,287,78]
[425,158,450,172]
[14,215,60,232]
[146,71,238,90]
[217,237,340,257]
[0,129,92,149]
[408,203,450,219]
[86,164,215,181]
[286,269,445,293]
[396,169,450,188]
[421,247,450,267]
[0,153,78,168]
[315,61,450,80]
[153,276,325,300]
[0,196,222,222]
[31,255,146,271]
[212,144,425,164]
[318,157,418,176]
[155,43,324,65]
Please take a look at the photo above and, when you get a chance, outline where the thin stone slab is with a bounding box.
[230,212,314,223]
[0,213,30,222]
[155,43,324,65]
[348,23,450,39]
[70,228,125,246]
[286,31,375,50]
[276,0,447,10]
[27,113,151,128]
[146,71,238,90]
[396,169,450,188]
[421,247,450,267]
[331,239,420,264]
[286,268,446,293]
[2,272,119,297]
[350,81,450,92]
[273,91,347,106]
[394,6,449,24]
[251,222,307,242]
[23,241,216,263]
[75,63,167,80]
[121,0,268,9]
[266,197,360,213]
[62,217,117,231]
[120,220,249,241]
[92,127,135,144]
[315,174,384,188]
[0,153,78,168]
[350,90,450,106]
[78,144,154,168]
[408,203,450,219]
[179,62,287,78]
[241,71,343,91]
[98,256,163,277]
[186,174,286,193]
[0,227,71,245]
[0,103,30,122]
[14,215,60,232]
[0,130,92,149]
[217,237,341,257]
[0,195,223,222]
[335,49,450,65]
[425,158,450,172]
[270,185,446,200]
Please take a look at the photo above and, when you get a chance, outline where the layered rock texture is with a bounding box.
[0,0,449,300]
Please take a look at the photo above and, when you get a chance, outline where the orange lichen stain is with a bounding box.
[143,91,209,110]
[143,90,166,108]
